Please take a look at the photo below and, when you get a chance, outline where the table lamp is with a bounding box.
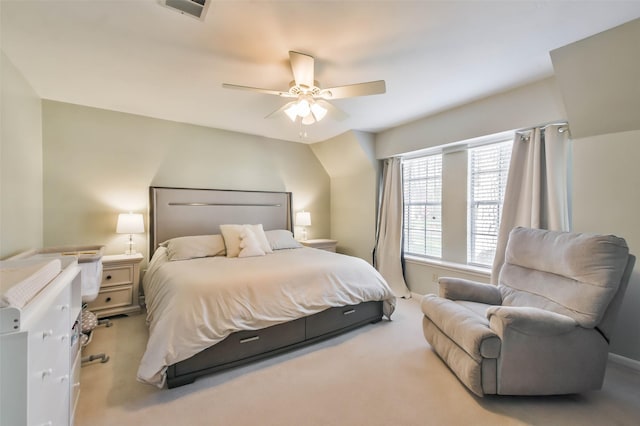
[295,211,311,241]
[116,212,144,255]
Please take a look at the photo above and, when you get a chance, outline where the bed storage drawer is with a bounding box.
[306,301,383,339]
[174,318,306,376]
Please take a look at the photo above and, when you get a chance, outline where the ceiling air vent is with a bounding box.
[160,0,209,20]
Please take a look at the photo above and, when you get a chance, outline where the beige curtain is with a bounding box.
[374,157,411,298]
[491,124,572,283]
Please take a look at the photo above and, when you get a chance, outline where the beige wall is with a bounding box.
[551,18,640,139]
[311,131,379,263]
[0,52,43,258]
[572,130,640,361]
[42,101,330,260]
[376,77,566,159]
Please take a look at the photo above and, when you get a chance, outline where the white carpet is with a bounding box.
[76,297,640,426]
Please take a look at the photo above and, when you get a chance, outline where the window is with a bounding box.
[403,154,442,258]
[467,141,512,266]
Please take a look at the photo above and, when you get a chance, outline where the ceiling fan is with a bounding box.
[222,51,386,126]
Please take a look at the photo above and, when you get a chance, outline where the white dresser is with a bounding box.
[0,258,82,426]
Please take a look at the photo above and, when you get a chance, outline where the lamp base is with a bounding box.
[124,236,136,255]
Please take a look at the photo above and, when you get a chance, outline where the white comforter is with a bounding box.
[138,247,396,387]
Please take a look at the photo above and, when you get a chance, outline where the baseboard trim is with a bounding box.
[608,352,640,371]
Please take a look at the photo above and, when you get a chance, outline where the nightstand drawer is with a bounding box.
[101,265,133,287]
[86,286,132,311]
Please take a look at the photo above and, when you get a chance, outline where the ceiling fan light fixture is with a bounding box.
[302,113,315,125]
[284,103,298,122]
[296,98,311,117]
[310,102,327,122]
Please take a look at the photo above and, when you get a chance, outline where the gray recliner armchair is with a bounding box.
[421,227,635,397]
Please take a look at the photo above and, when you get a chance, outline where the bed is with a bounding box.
[137,187,396,388]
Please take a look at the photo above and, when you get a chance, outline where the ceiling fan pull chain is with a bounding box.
[298,119,307,139]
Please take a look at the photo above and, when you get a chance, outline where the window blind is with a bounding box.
[468,140,512,266]
[403,155,442,258]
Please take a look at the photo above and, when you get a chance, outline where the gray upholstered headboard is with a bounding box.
[149,187,293,255]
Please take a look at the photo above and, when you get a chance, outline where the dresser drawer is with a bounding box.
[306,301,382,339]
[101,265,134,287]
[86,286,133,311]
[70,350,81,425]
[174,318,306,376]
[28,289,71,371]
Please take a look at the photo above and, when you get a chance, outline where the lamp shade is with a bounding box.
[295,211,311,227]
[116,213,144,234]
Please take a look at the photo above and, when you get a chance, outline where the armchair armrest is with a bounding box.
[487,306,578,337]
[438,277,502,305]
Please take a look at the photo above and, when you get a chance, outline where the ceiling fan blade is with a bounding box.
[222,83,292,97]
[289,51,315,89]
[319,80,386,100]
[316,100,349,121]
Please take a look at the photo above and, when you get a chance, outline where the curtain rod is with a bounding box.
[516,121,569,135]
[168,203,282,207]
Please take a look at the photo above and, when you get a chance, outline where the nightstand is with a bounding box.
[87,253,143,317]
[300,239,338,252]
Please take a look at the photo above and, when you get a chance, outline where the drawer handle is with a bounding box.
[41,368,53,379]
[240,336,260,344]
[343,309,356,316]
[42,329,54,339]
[106,275,112,280]
[105,297,112,302]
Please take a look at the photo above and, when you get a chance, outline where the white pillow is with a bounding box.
[165,234,226,261]
[265,229,303,250]
[220,224,272,257]
[238,227,266,258]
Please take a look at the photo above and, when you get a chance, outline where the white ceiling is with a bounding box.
[2,1,640,144]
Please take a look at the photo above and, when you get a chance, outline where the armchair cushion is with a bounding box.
[486,306,578,337]
[438,277,502,305]
[422,295,501,360]
[499,227,630,328]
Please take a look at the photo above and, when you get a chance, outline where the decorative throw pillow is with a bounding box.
[238,227,266,258]
[220,224,272,257]
[265,229,303,250]
[249,224,273,254]
[165,234,226,261]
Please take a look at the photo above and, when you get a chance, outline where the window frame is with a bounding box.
[400,131,514,270]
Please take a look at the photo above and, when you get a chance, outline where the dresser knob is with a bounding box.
[41,368,53,379]
[106,297,112,302]
[106,275,112,280]
[42,329,53,339]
